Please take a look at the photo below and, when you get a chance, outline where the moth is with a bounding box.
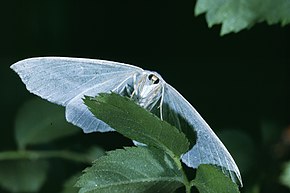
[11,57,242,185]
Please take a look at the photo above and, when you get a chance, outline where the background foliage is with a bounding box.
[1,0,289,192]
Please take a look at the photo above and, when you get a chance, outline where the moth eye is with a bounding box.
[148,74,160,84]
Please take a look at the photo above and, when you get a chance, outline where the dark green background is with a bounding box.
[1,0,289,192]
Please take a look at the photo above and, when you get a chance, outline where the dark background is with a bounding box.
[1,0,289,192]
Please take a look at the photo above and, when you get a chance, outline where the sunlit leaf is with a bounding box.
[15,98,80,149]
[280,161,290,189]
[0,160,49,192]
[195,0,290,35]
[76,147,184,193]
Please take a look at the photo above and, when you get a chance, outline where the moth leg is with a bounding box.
[131,74,146,98]
[158,86,165,120]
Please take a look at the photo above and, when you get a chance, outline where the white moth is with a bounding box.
[11,57,242,185]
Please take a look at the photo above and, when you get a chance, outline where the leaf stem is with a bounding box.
[172,156,191,193]
[0,150,92,164]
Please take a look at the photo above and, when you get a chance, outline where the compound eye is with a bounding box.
[148,74,160,84]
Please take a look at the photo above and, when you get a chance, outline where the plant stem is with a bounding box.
[0,150,92,164]
[185,185,191,193]
[183,169,192,193]
[173,156,192,193]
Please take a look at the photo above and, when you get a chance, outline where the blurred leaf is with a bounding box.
[62,173,80,193]
[0,150,94,164]
[76,146,183,193]
[84,146,105,162]
[84,93,190,158]
[243,184,260,193]
[260,120,282,145]
[0,160,49,192]
[280,161,290,189]
[15,98,80,149]
[192,164,240,193]
[218,129,255,174]
[195,0,290,35]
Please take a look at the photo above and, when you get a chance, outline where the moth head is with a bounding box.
[130,71,164,109]
[148,73,160,85]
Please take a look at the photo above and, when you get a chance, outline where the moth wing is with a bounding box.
[162,84,242,185]
[11,57,142,133]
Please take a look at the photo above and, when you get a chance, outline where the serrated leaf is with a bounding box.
[195,0,290,35]
[15,98,80,149]
[76,147,184,193]
[192,164,240,193]
[0,160,49,192]
[84,93,189,158]
[280,161,290,189]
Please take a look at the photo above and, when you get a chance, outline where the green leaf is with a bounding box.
[62,173,80,193]
[0,160,49,192]
[192,164,240,193]
[84,146,106,162]
[280,161,290,189]
[195,0,290,35]
[15,98,80,149]
[218,129,255,174]
[84,93,189,158]
[76,147,184,193]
